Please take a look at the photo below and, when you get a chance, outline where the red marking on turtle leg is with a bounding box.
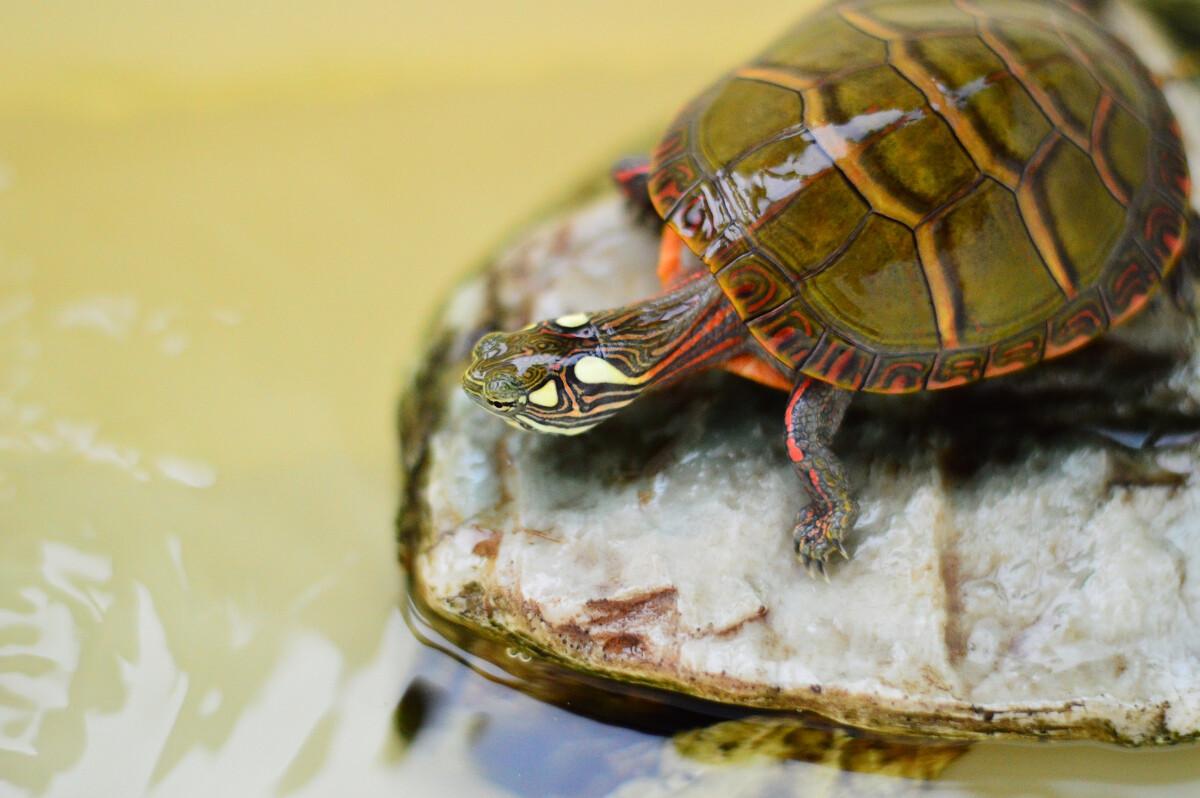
[785,376,857,574]
[785,380,810,462]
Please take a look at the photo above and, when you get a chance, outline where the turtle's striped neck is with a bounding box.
[585,273,748,391]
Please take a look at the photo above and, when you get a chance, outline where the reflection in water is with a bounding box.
[400,600,1200,797]
[0,207,413,795]
[0,543,94,757]
[403,591,968,798]
[397,677,438,749]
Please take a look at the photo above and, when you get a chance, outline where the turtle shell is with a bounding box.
[648,0,1192,393]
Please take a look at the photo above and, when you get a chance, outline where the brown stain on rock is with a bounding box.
[1106,451,1191,495]
[933,506,969,670]
[493,436,516,510]
[712,605,769,638]
[471,529,502,559]
[583,587,679,626]
[535,588,684,665]
[602,632,646,656]
[939,549,968,666]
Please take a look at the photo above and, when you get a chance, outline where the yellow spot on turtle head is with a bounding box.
[574,355,638,385]
[528,380,559,407]
[554,312,590,328]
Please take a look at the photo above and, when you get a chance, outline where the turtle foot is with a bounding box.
[793,505,853,579]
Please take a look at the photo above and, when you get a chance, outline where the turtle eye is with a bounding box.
[483,376,523,410]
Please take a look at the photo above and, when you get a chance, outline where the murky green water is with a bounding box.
[2,1,1199,795]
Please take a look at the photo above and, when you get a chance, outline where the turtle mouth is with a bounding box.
[485,396,528,417]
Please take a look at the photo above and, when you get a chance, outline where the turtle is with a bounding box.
[462,0,1196,576]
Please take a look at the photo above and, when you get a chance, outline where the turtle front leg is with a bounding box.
[785,375,857,577]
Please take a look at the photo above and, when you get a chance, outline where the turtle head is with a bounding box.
[462,311,641,436]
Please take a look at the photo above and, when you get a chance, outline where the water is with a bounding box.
[1,1,1199,795]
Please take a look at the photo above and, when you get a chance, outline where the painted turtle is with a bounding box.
[462,0,1195,575]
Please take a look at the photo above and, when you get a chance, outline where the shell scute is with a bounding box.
[801,214,941,350]
[1103,238,1161,325]
[758,9,887,76]
[744,299,824,370]
[724,134,834,222]
[752,170,870,280]
[805,332,874,390]
[980,21,1100,150]
[918,178,1063,347]
[1055,21,1154,121]
[1094,98,1150,205]
[864,353,936,393]
[1155,148,1193,214]
[715,254,795,320]
[1046,289,1109,358]
[1019,134,1126,291]
[665,182,731,261]
[647,156,701,215]
[985,327,1046,378]
[700,79,804,167]
[806,64,981,226]
[1135,196,1187,274]
[928,348,987,388]
[840,0,975,39]
[892,34,1051,188]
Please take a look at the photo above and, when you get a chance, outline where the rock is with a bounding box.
[399,7,1200,748]
[400,189,1200,746]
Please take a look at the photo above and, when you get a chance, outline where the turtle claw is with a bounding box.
[793,505,854,578]
[798,545,833,580]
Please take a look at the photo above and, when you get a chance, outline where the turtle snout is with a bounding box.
[471,331,507,362]
[462,358,525,415]
[464,334,507,388]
